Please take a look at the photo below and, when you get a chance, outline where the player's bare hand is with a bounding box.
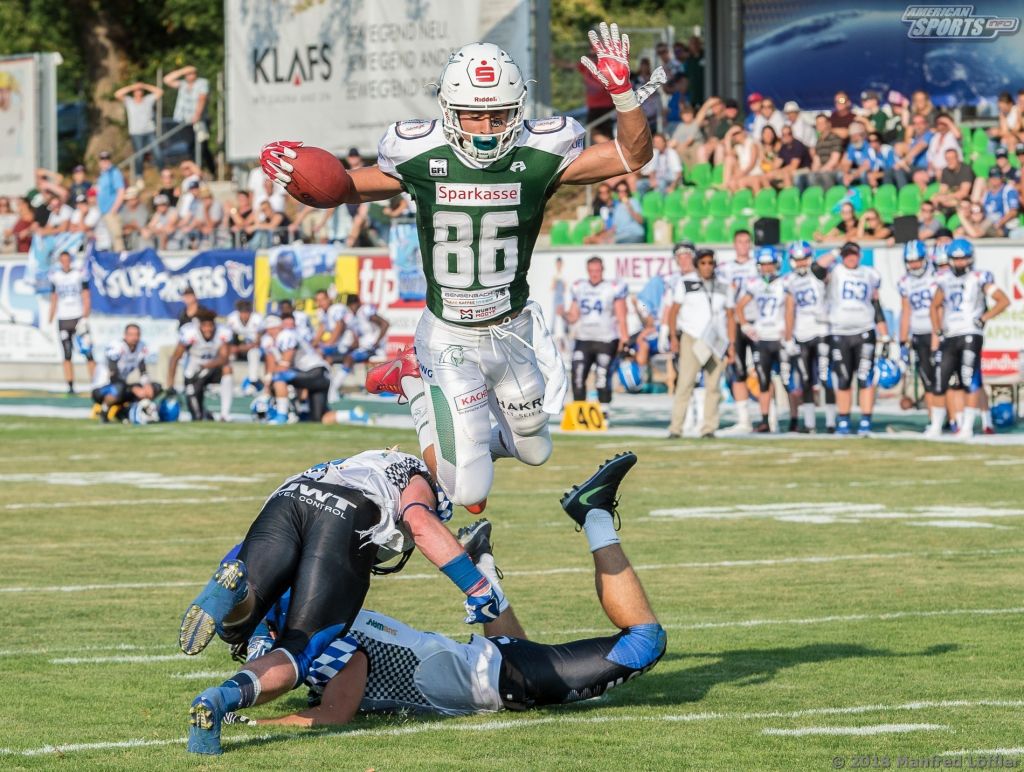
[580,22,632,95]
[260,140,303,185]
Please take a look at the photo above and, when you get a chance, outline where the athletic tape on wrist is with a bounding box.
[611,89,639,112]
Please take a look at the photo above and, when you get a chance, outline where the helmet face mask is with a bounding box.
[438,43,526,165]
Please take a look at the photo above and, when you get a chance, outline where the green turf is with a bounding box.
[1,418,1022,769]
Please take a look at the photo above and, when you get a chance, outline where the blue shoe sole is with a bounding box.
[178,561,246,656]
[187,697,223,755]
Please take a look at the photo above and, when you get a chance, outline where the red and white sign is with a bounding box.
[357,254,425,358]
[435,182,521,207]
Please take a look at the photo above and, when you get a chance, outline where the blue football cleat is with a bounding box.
[835,418,851,435]
[857,417,872,435]
[187,687,228,755]
[560,451,637,527]
[179,560,248,656]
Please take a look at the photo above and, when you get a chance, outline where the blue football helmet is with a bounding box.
[250,394,271,421]
[787,240,813,260]
[616,359,644,394]
[873,357,901,389]
[991,402,1015,429]
[755,245,780,265]
[948,238,974,260]
[903,239,928,262]
[129,399,159,424]
[157,394,181,422]
[931,242,949,268]
[73,319,93,359]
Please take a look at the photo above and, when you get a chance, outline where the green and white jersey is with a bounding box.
[377,117,585,326]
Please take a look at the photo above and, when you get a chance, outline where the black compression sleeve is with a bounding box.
[810,263,828,280]
[873,299,885,323]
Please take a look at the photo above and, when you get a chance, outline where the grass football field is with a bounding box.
[1,417,1022,769]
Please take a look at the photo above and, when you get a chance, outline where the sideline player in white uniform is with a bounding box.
[926,239,1009,438]
[213,454,665,732]
[47,250,95,393]
[816,241,889,435]
[261,22,664,512]
[783,241,835,433]
[261,314,332,424]
[564,256,628,418]
[734,246,789,433]
[167,310,234,422]
[226,300,264,393]
[90,323,158,421]
[896,240,940,420]
[718,229,759,434]
[311,289,352,402]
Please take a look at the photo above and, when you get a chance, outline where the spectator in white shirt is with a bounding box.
[68,193,101,245]
[40,193,73,236]
[163,65,214,172]
[783,101,817,148]
[926,114,962,176]
[114,81,164,176]
[641,134,682,193]
[252,176,286,213]
[750,97,785,139]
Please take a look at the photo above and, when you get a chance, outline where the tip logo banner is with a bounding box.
[87,248,255,318]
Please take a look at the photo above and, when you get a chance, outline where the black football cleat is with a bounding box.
[560,451,637,528]
[457,518,502,579]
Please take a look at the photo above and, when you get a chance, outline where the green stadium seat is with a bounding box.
[777,187,800,217]
[663,189,687,221]
[874,184,897,212]
[897,185,922,215]
[970,127,989,157]
[687,190,708,217]
[704,217,729,243]
[550,220,571,246]
[820,215,841,234]
[727,216,752,237]
[947,213,960,232]
[711,164,724,185]
[709,189,731,218]
[730,188,754,216]
[754,188,777,217]
[799,216,820,242]
[853,185,872,211]
[924,181,940,200]
[780,216,797,243]
[641,190,664,220]
[673,218,689,242]
[681,217,704,242]
[876,206,896,224]
[688,163,712,188]
[972,154,995,178]
[824,185,847,212]
[800,186,825,216]
[570,216,602,245]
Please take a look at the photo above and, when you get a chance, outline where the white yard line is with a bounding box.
[941,748,1024,757]
[2,495,264,511]
[1,699,1019,757]
[51,654,189,665]
[761,723,946,736]
[0,580,201,594]
[171,670,232,680]
[0,643,168,658]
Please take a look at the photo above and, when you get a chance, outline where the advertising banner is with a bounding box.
[743,1,1024,111]
[88,249,255,318]
[0,56,38,198]
[224,0,531,162]
[357,253,425,358]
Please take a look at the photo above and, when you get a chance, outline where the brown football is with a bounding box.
[285,146,352,208]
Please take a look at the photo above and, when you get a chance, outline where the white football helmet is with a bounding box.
[437,43,526,164]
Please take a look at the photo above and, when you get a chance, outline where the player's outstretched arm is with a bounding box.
[249,651,368,727]
[260,142,403,203]
[560,22,656,186]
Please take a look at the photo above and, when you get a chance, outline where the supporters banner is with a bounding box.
[224,0,531,161]
[0,56,38,198]
[743,1,1024,110]
[87,249,255,318]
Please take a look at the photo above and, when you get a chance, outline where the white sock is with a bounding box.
[980,408,993,430]
[219,374,233,419]
[275,397,290,416]
[801,403,815,429]
[929,407,947,430]
[583,508,620,553]
[400,374,424,404]
[825,403,837,428]
[246,348,260,382]
[475,553,509,612]
[961,407,978,434]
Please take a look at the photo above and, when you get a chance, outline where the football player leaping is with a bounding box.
[261,23,663,512]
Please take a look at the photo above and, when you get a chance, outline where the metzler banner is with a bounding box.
[88,249,255,317]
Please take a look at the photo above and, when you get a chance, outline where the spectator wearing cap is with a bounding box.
[640,133,682,194]
[69,165,91,200]
[750,96,785,139]
[807,113,844,189]
[932,148,974,212]
[744,92,763,132]
[142,193,179,250]
[669,103,701,168]
[926,114,962,176]
[783,101,816,148]
[859,91,887,136]
[114,81,164,176]
[980,168,1021,236]
[68,192,101,246]
[164,65,214,173]
[916,200,941,240]
[829,91,856,139]
[96,150,126,251]
[992,146,1020,184]
[345,147,365,171]
[119,188,150,250]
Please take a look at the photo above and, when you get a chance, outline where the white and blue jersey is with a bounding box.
[826,263,882,336]
[741,275,787,342]
[570,279,627,343]
[982,185,1020,231]
[782,270,829,342]
[340,304,384,355]
[897,268,935,336]
[48,266,88,321]
[92,339,149,389]
[179,323,231,378]
[226,310,263,345]
[933,269,995,337]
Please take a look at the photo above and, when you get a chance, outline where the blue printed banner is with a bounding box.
[88,248,255,318]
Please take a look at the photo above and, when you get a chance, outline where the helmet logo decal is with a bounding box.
[474,61,496,83]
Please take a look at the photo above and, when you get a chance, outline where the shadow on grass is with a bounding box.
[620,642,959,706]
